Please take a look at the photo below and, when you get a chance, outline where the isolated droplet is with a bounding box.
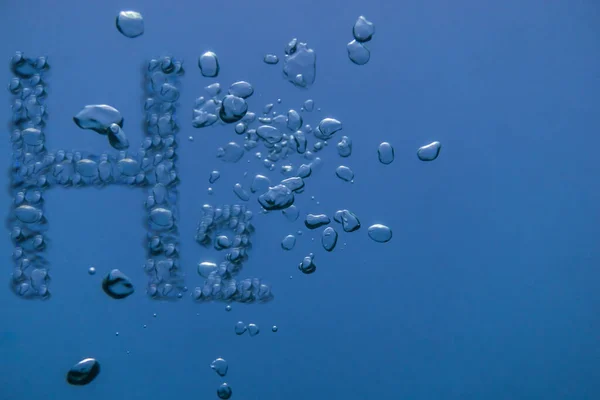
[298,254,316,274]
[101,269,134,299]
[377,142,394,164]
[88,267,96,275]
[417,141,441,161]
[116,11,144,38]
[281,234,296,250]
[248,323,260,336]
[210,358,229,377]
[198,51,220,77]
[234,321,247,335]
[368,224,392,243]
[272,325,278,332]
[217,383,233,400]
[66,358,100,386]
[321,227,338,252]
[217,142,244,163]
[264,54,279,64]
[335,166,354,182]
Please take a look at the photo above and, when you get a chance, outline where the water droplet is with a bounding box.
[337,136,352,157]
[225,305,232,312]
[198,51,220,77]
[210,358,229,377]
[378,142,394,164]
[101,269,134,299]
[335,165,354,182]
[217,142,244,163]
[314,118,342,140]
[66,358,100,386]
[153,313,157,318]
[234,321,247,335]
[282,205,299,222]
[272,325,278,332]
[333,210,361,232]
[417,141,441,161]
[88,266,96,275]
[188,136,194,141]
[229,81,254,99]
[281,176,304,192]
[264,54,279,64]
[220,95,248,123]
[368,224,392,243]
[248,323,260,336]
[205,83,221,96]
[258,184,295,211]
[14,205,42,223]
[353,16,375,42]
[217,383,233,400]
[321,227,338,252]
[233,183,250,201]
[305,214,330,229]
[115,332,119,336]
[347,40,370,65]
[256,125,283,144]
[281,234,296,250]
[250,174,271,193]
[209,170,221,184]
[73,104,123,135]
[303,99,314,111]
[298,253,316,274]
[116,11,144,38]
[198,261,218,278]
[282,40,316,88]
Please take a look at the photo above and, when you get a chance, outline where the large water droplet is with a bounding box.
[321,227,338,252]
[217,142,244,163]
[282,41,316,88]
[116,11,144,38]
[102,269,134,299]
[368,224,392,243]
[305,214,330,229]
[378,142,394,164]
[234,321,247,335]
[198,51,220,77]
[347,40,370,65]
[335,166,354,182]
[220,95,248,123]
[66,358,100,386]
[210,358,229,377]
[73,105,123,135]
[417,141,441,161]
[353,16,375,42]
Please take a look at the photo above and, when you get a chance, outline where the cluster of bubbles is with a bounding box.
[194,204,274,303]
[347,16,375,65]
[234,321,260,336]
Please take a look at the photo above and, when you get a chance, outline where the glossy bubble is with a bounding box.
[378,142,394,164]
[66,358,100,386]
[73,105,123,135]
[234,321,247,335]
[272,325,278,332]
[347,40,370,65]
[282,205,299,222]
[337,136,352,157]
[116,11,144,38]
[88,267,96,275]
[220,95,248,124]
[217,383,233,400]
[198,261,218,278]
[298,253,316,274]
[367,224,392,243]
[353,16,375,42]
[248,323,260,336]
[217,142,244,163]
[281,234,296,250]
[258,184,295,211]
[321,227,338,252]
[335,166,354,182]
[334,209,361,232]
[417,141,441,161]
[314,118,342,140]
[210,358,229,377]
[305,214,330,229]
[209,170,221,184]
[101,269,134,299]
[264,54,279,64]
[229,81,254,99]
[198,51,220,77]
[282,40,316,88]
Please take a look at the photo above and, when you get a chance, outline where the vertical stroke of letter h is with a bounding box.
[8,52,185,300]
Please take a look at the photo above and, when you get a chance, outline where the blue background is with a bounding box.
[1,0,599,399]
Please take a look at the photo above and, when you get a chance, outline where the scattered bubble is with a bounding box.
[208,187,214,195]
[73,104,123,135]
[258,184,295,211]
[281,234,296,250]
[378,142,394,164]
[347,40,370,65]
[272,325,278,332]
[116,11,144,38]
[314,118,342,140]
[250,174,271,193]
[417,141,441,161]
[211,358,229,377]
[217,142,244,163]
[229,81,254,99]
[321,227,338,252]
[282,205,299,222]
[88,266,96,275]
[217,383,233,400]
[101,269,134,299]
[225,305,232,312]
[248,323,260,336]
[209,170,221,184]
[264,54,279,65]
[256,125,283,144]
[198,261,218,278]
[282,40,316,88]
[303,99,314,111]
[198,51,220,77]
[115,332,119,336]
[368,224,392,243]
[189,136,194,141]
[353,16,375,42]
[233,183,250,201]
[66,358,100,386]
[335,166,354,182]
[305,214,330,229]
[298,253,316,274]
[337,136,352,157]
[234,321,247,335]
[334,210,361,232]
[153,313,157,318]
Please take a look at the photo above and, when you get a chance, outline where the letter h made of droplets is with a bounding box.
[8,52,184,300]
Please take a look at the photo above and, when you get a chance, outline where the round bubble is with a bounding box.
[367,224,392,243]
[116,11,144,38]
[347,40,370,65]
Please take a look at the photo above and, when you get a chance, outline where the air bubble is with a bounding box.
[282,40,316,88]
[234,321,247,335]
[198,51,220,77]
[335,166,354,182]
[108,123,129,150]
[368,224,392,243]
[282,205,299,221]
[347,40,370,65]
[210,358,229,377]
[305,214,330,229]
[314,118,342,140]
[88,267,96,275]
[272,325,278,332]
[417,141,441,161]
[217,142,244,163]
[353,16,375,42]
[102,269,134,299]
[298,253,316,274]
[281,234,296,250]
[264,54,279,64]
[116,11,144,38]
[73,105,123,135]
[378,142,394,164]
[250,174,271,193]
[229,81,254,99]
[334,209,361,232]
[337,136,352,157]
[321,227,338,252]
[303,99,314,111]
[220,95,248,123]
[66,358,100,386]
[209,170,221,184]
[233,183,250,201]
[258,184,295,211]
[217,383,233,400]
[248,323,260,336]
[198,261,218,278]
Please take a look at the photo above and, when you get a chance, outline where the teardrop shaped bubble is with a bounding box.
[321,227,338,252]
[281,234,296,250]
[314,118,342,140]
[101,269,134,299]
[217,142,244,163]
[66,358,100,386]
[378,142,394,164]
[347,40,370,65]
[219,95,248,123]
[209,170,221,184]
[234,321,247,335]
[228,81,254,99]
[258,184,295,211]
[198,261,217,278]
[248,323,260,336]
[335,165,354,182]
[73,105,123,135]
[116,11,144,38]
[368,224,392,243]
[210,358,229,377]
[217,383,233,400]
[198,51,220,77]
[417,141,441,161]
[353,15,375,42]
